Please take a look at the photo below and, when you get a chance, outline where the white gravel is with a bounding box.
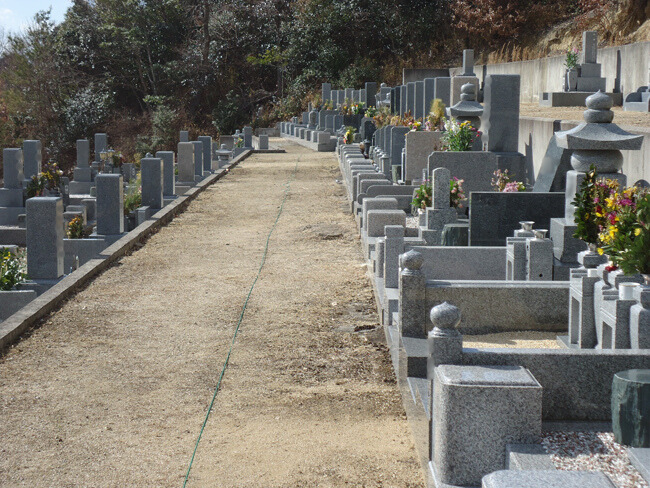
[542,431,648,488]
[406,215,419,228]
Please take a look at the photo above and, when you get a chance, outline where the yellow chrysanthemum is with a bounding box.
[597,248,604,255]
[635,228,642,236]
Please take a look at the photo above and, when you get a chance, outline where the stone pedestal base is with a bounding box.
[540,91,623,107]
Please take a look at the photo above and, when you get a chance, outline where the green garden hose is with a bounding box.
[182,157,299,487]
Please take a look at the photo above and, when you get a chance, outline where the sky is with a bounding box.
[0,0,72,34]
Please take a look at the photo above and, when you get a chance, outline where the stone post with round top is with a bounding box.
[398,250,426,338]
[427,302,463,376]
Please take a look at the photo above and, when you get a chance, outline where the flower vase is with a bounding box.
[565,69,578,92]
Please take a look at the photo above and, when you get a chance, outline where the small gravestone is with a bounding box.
[258,134,269,150]
[179,130,189,143]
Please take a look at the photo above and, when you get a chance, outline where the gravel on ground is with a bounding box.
[542,431,648,488]
[463,331,560,349]
[0,139,422,487]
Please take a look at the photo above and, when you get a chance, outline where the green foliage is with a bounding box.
[450,177,466,208]
[426,99,446,131]
[412,183,432,210]
[26,162,63,198]
[604,191,650,275]
[212,91,246,135]
[66,216,86,239]
[442,119,479,152]
[343,126,356,144]
[565,47,580,69]
[151,104,178,151]
[25,175,46,198]
[123,173,142,215]
[572,166,600,245]
[0,248,28,291]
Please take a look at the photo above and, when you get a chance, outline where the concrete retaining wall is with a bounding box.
[519,116,650,188]
[451,40,650,103]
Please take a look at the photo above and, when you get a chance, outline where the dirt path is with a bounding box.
[0,139,422,487]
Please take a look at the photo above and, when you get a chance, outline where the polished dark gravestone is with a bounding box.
[612,369,650,447]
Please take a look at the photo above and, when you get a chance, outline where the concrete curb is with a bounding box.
[0,150,253,353]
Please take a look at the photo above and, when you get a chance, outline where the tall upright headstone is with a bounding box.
[94,133,107,162]
[344,88,353,102]
[423,78,436,118]
[177,142,195,183]
[197,135,212,173]
[406,82,416,116]
[26,197,64,280]
[365,82,377,107]
[482,75,520,153]
[0,148,25,225]
[95,174,124,236]
[399,85,408,116]
[582,31,598,65]
[243,126,253,149]
[434,77,451,107]
[462,49,475,76]
[192,141,203,180]
[140,157,163,210]
[414,81,425,120]
[70,140,94,195]
[155,151,176,197]
[322,82,332,103]
[22,140,42,180]
[2,148,24,189]
[576,31,606,92]
[179,130,189,142]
